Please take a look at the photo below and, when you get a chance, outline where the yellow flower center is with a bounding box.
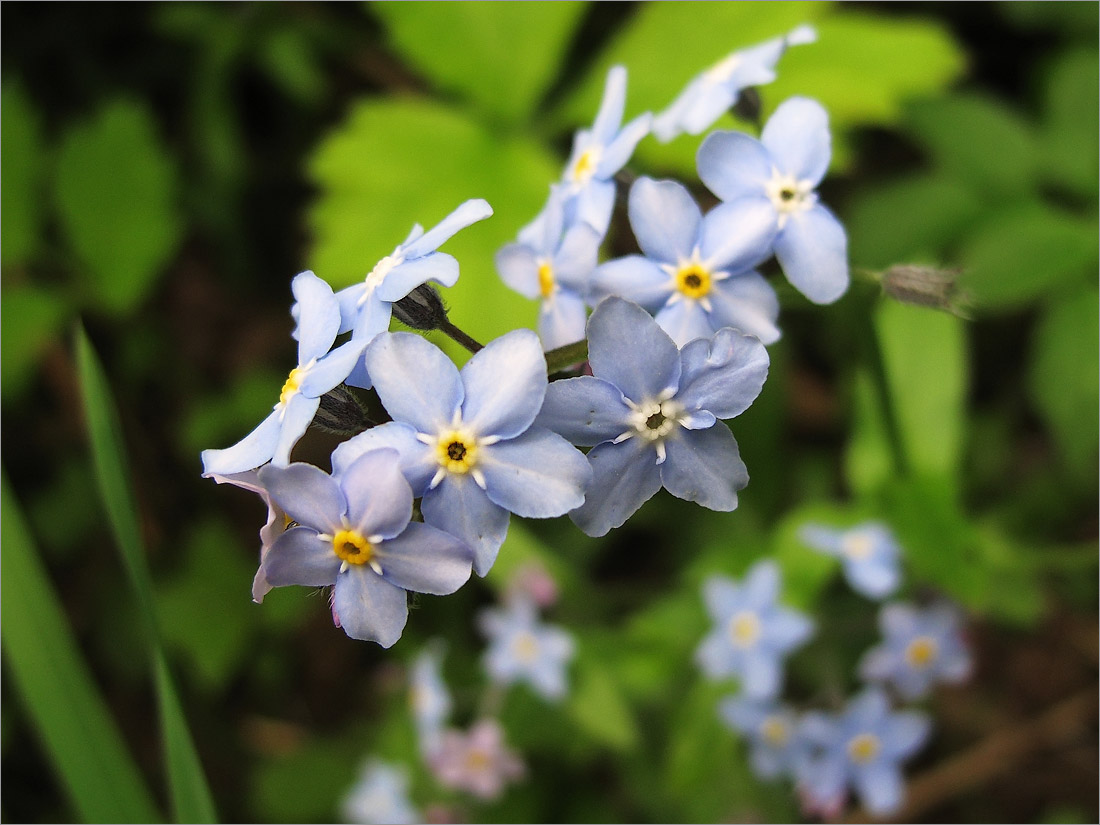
[675,263,713,300]
[512,631,540,664]
[279,367,306,406]
[847,733,880,765]
[905,636,939,669]
[842,533,873,561]
[761,716,790,747]
[331,529,373,566]
[571,148,599,183]
[465,749,492,772]
[537,260,556,298]
[729,610,761,648]
[436,431,479,475]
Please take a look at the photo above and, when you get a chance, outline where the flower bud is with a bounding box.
[393,284,450,331]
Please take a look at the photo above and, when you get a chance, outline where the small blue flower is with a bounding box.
[652,24,817,142]
[799,521,902,600]
[696,560,814,698]
[536,297,769,537]
[589,176,780,347]
[479,596,575,702]
[697,97,849,304]
[341,758,420,825]
[201,271,367,477]
[495,187,601,350]
[719,695,808,781]
[860,602,972,700]
[409,643,452,755]
[798,688,931,817]
[256,449,474,647]
[332,329,593,576]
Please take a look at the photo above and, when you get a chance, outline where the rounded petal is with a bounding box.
[460,328,547,439]
[706,271,781,345]
[660,424,748,511]
[882,711,931,760]
[847,556,900,599]
[365,332,463,433]
[764,608,814,652]
[251,567,272,603]
[847,688,890,727]
[376,252,460,301]
[572,179,616,236]
[568,439,663,537]
[336,283,367,335]
[374,522,473,595]
[292,271,341,364]
[857,644,894,682]
[299,338,367,398]
[774,204,849,304]
[651,76,708,142]
[201,408,283,476]
[702,575,743,621]
[340,449,413,539]
[538,290,589,351]
[696,630,736,679]
[478,427,593,518]
[401,199,493,260]
[654,297,715,348]
[334,566,409,647]
[718,695,766,734]
[552,223,601,291]
[271,394,320,466]
[751,745,786,780]
[628,177,701,264]
[742,559,781,608]
[536,375,632,447]
[799,523,844,555]
[598,112,652,177]
[697,130,772,201]
[258,462,346,532]
[699,198,777,272]
[495,243,540,300]
[349,291,395,344]
[589,256,674,311]
[670,80,737,140]
[422,475,510,577]
[677,326,771,419]
[742,651,782,698]
[591,65,627,143]
[854,762,904,817]
[587,297,681,403]
[332,422,436,495]
[761,97,831,185]
[261,526,340,587]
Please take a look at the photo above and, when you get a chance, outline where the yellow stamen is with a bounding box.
[905,636,938,669]
[436,431,478,475]
[761,716,790,747]
[847,733,880,765]
[729,610,761,648]
[842,533,873,561]
[676,263,712,300]
[279,367,306,406]
[537,261,555,298]
[571,148,598,183]
[332,529,373,566]
[512,631,539,664]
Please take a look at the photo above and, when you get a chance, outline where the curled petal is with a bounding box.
[340,449,413,539]
[262,527,340,588]
[422,475,510,577]
[201,408,283,477]
[334,566,409,647]
[536,375,631,447]
[376,252,460,302]
[292,271,341,364]
[587,297,681,403]
[271,394,320,466]
[659,424,747,511]
[402,199,493,260]
[299,339,367,398]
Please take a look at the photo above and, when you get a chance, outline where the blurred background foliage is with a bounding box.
[1,2,1096,822]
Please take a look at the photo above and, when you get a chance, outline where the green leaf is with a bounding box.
[1,474,161,823]
[307,98,560,356]
[75,324,218,823]
[845,368,893,497]
[1039,47,1099,198]
[55,100,182,315]
[960,202,1097,309]
[0,285,69,401]
[372,2,587,125]
[567,655,639,752]
[1,83,47,266]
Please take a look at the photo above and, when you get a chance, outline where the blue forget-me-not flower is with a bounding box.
[341,759,420,825]
[409,642,453,755]
[696,560,814,698]
[256,449,474,647]
[332,328,592,576]
[536,297,768,537]
[479,595,576,702]
[800,521,902,600]
[798,687,931,817]
[860,602,972,700]
[719,695,809,781]
[201,271,367,477]
[652,24,817,142]
[589,176,780,347]
[697,97,849,304]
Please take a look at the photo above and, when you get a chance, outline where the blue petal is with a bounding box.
[706,272,781,345]
[660,424,748,511]
[677,326,770,419]
[750,745,786,780]
[591,65,627,144]
[536,375,631,446]
[654,296,715,347]
[201,408,283,476]
[535,186,566,252]
[628,177,701,265]
[742,560,781,609]
[846,688,890,727]
[774,203,849,304]
[699,197,777,271]
[291,271,341,364]
[538,290,589,351]
[459,328,546,440]
[857,645,894,683]
[718,694,765,734]
[702,574,743,621]
[332,422,436,495]
[421,474,510,577]
[764,608,814,652]
[495,243,540,299]
[761,97,832,186]
[882,711,931,760]
[587,297,681,402]
[589,256,674,311]
[348,291,394,343]
[568,439,663,537]
[742,650,782,698]
[799,523,844,555]
[365,332,463,434]
[663,79,736,140]
[573,180,616,236]
[271,394,319,466]
[339,449,413,539]
[334,566,409,648]
[597,112,652,178]
[853,762,904,816]
[880,602,920,638]
[847,556,900,599]
[696,629,737,679]
[401,199,493,260]
[299,338,367,398]
[258,462,346,532]
[374,522,473,595]
[261,526,340,587]
[697,130,772,201]
[552,223,601,292]
[479,427,592,518]
[377,252,460,303]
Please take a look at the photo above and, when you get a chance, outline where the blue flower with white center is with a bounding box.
[409,643,452,756]
[697,97,849,304]
[799,521,902,600]
[695,560,814,698]
[341,759,420,825]
[589,176,780,347]
[859,602,972,700]
[652,24,817,142]
[479,596,575,702]
[256,449,474,647]
[201,271,367,477]
[535,297,768,537]
[798,688,931,817]
[719,695,808,781]
[558,65,652,236]
[495,186,601,351]
[331,328,592,576]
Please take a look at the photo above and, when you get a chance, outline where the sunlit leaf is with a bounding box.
[1039,47,1099,198]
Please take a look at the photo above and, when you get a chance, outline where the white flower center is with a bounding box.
[764,170,815,229]
[614,389,687,464]
[358,248,406,306]
[841,533,874,561]
[704,53,742,84]
[569,145,602,185]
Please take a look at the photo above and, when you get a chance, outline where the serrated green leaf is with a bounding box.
[372,2,587,125]
[1039,47,1099,198]
[55,101,181,315]
[1,285,69,400]
[1,83,47,267]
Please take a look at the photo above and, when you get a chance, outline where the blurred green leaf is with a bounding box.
[55,101,182,315]
[182,369,284,459]
[257,29,326,106]
[28,458,100,560]
[1039,47,1099,198]
[567,654,639,752]
[999,1,1100,40]
[1,83,47,267]
[845,368,893,497]
[771,503,846,610]
[373,2,587,126]
[1,473,161,823]
[0,285,68,400]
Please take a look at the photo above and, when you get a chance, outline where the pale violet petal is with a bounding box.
[697,130,772,201]
[847,688,890,727]
[591,65,627,144]
[661,425,747,511]
[654,297,715,348]
[291,271,341,364]
[495,243,541,300]
[365,332,464,434]
[261,527,340,587]
[535,375,631,447]
[334,566,409,648]
[677,84,738,137]
[271,394,319,466]
[774,203,849,304]
[349,292,394,343]
[761,97,832,185]
[696,630,737,679]
[422,475,510,577]
[677,326,770,419]
[854,762,904,816]
[258,462,346,532]
[299,338,367,398]
[742,651,782,698]
[552,222,601,292]
[568,439,663,538]
[573,180,616,237]
[699,197,777,272]
[587,297,681,403]
[847,555,900,599]
[706,271,781,345]
[332,422,437,495]
[882,711,931,760]
[597,112,652,178]
[702,575,743,621]
[374,522,473,595]
[538,291,589,352]
[376,252,460,302]
[336,283,366,334]
[589,256,674,311]
[628,177,701,265]
[339,449,413,539]
[460,328,547,439]
[742,559,781,609]
[201,408,283,476]
[651,76,707,142]
[401,199,493,260]
[764,609,814,652]
[478,428,592,518]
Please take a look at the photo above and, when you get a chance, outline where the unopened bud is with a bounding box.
[393,284,449,331]
[313,384,375,436]
[881,265,970,317]
[732,87,763,127]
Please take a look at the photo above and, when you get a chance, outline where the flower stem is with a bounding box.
[439,319,483,354]
[858,298,909,478]
[544,339,589,374]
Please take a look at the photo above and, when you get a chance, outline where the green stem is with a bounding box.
[439,319,483,354]
[544,339,589,374]
[859,297,910,478]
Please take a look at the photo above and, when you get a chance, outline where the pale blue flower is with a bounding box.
[479,596,575,702]
[341,759,420,825]
[428,719,525,800]
[332,329,592,576]
[798,688,930,817]
[256,449,474,647]
[536,297,768,537]
[696,560,814,698]
[409,643,452,756]
[495,186,601,350]
[860,602,972,700]
[589,176,780,347]
[800,521,902,600]
[652,24,817,142]
[697,97,849,303]
[201,271,367,477]
[719,696,808,781]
